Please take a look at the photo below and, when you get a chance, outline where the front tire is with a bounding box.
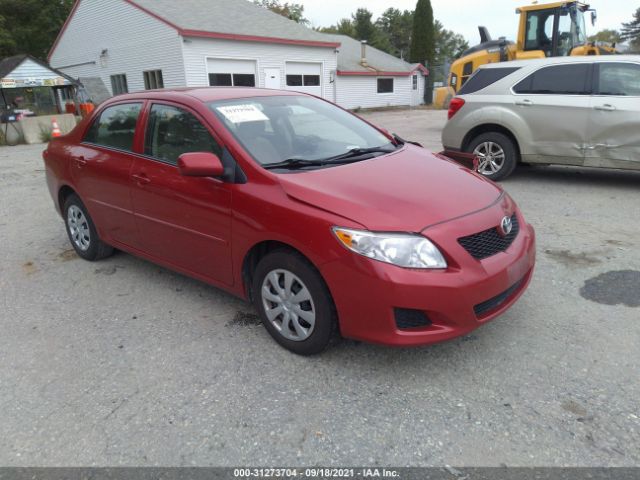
[252,250,336,355]
[467,132,517,181]
[63,194,114,261]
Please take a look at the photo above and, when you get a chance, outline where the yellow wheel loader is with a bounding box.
[434,1,618,108]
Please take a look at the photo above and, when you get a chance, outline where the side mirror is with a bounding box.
[178,152,225,177]
[591,10,597,26]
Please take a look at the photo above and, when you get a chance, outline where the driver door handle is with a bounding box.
[515,99,533,107]
[594,104,616,111]
[132,173,151,185]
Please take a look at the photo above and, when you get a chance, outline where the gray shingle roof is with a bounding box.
[131,0,338,45]
[321,34,419,74]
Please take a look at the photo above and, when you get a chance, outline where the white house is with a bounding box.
[326,34,428,109]
[48,0,426,109]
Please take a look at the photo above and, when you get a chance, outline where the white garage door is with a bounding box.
[207,58,257,87]
[285,62,322,97]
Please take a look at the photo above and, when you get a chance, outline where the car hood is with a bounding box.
[277,145,503,232]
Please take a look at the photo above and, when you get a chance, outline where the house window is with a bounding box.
[233,74,256,87]
[304,75,321,86]
[377,78,394,94]
[209,73,256,87]
[110,74,129,95]
[286,75,303,86]
[412,75,418,91]
[286,74,321,87]
[143,70,164,90]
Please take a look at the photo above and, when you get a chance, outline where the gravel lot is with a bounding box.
[0,109,639,467]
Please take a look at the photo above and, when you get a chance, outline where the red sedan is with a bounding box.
[43,88,536,355]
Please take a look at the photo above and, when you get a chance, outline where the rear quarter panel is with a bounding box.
[442,95,532,154]
[43,137,75,215]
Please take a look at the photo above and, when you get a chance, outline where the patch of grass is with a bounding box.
[39,125,53,143]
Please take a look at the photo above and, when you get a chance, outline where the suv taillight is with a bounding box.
[448,98,465,120]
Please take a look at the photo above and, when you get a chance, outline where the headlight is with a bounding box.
[332,227,447,269]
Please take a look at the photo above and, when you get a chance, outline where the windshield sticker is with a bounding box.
[216,104,269,124]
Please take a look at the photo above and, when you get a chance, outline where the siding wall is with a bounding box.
[5,59,73,84]
[181,37,338,101]
[49,0,186,95]
[336,72,425,110]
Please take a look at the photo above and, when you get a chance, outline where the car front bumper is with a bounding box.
[319,198,536,347]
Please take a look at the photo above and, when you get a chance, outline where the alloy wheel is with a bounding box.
[473,141,506,176]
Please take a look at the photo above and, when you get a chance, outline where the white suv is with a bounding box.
[442,56,640,180]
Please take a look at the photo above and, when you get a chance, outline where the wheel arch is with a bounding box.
[58,185,77,214]
[241,240,332,304]
[462,124,522,162]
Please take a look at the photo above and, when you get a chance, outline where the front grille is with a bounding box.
[394,308,432,330]
[458,214,519,260]
[474,278,524,318]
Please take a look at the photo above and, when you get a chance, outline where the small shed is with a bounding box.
[0,54,78,116]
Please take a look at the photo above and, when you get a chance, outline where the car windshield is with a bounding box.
[209,95,393,167]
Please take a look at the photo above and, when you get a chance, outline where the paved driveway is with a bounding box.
[0,109,638,466]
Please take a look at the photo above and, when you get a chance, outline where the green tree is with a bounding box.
[588,29,622,44]
[409,0,435,66]
[254,0,308,25]
[0,0,74,59]
[0,14,16,57]
[434,20,469,63]
[351,8,392,53]
[376,8,414,58]
[319,18,355,38]
[431,20,469,82]
[621,7,640,49]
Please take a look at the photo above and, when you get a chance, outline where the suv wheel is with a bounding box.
[467,132,517,181]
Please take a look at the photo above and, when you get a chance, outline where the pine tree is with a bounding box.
[409,0,435,66]
[621,7,640,50]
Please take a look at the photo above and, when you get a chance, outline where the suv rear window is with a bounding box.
[458,67,521,95]
[513,64,591,95]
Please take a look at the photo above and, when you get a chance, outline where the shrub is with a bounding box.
[39,124,53,143]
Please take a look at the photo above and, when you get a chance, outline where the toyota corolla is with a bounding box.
[43,88,536,355]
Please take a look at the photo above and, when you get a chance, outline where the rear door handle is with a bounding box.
[132,173,151,185]
[515,99,533,106]
[594,104,616,111]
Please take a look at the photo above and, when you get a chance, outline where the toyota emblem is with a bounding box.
[500,216,513,237]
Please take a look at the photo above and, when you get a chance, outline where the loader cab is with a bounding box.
[518,2,590,58]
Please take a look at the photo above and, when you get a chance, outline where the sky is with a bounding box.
[296,0,635,44]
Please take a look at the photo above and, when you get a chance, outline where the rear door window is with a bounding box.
[83,103,142,152]
[596,62,640,96]
[458,67,521,95]
[513,64,591,95]
[144,104,222,166]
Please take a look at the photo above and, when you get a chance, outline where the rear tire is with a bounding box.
[252,250,336,355]
[63,194,114,261]
[467,132,517,181]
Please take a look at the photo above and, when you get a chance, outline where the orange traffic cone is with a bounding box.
[51,118,62,138]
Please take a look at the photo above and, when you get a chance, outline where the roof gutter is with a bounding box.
[180,30,340,48]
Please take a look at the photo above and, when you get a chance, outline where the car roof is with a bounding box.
[480,54,640,70]
[107,87,306,104]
